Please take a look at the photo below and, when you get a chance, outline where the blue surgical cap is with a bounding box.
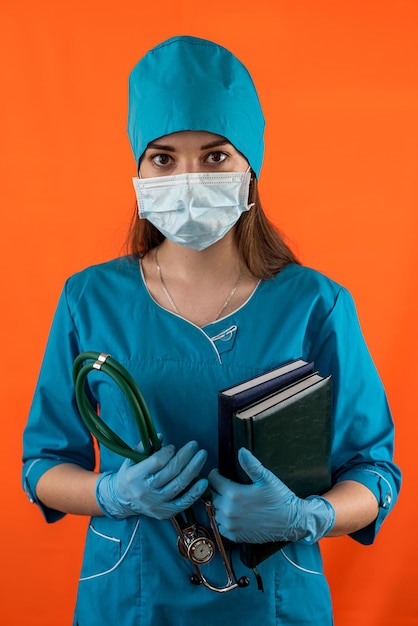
[127,36,265,178]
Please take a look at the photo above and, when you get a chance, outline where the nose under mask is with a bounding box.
[132,171,253,251]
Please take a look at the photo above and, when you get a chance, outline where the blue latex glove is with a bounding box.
[96,440,208,520]
[209,448,335,544]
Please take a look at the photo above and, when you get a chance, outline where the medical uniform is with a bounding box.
[22,256,401,625]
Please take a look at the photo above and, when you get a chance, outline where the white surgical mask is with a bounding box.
[132,171,253,251]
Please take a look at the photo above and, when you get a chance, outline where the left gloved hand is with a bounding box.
[209,448,335,544]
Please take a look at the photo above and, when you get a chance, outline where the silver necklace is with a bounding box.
[155,248,243,321]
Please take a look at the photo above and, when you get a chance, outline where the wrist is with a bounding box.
[298,496,336,544]
[95,471,130,519]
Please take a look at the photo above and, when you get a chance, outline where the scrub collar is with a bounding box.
[127,35,265,178]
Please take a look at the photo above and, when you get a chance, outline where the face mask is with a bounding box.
[132,171,253,251]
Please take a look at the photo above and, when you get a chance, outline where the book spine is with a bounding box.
[231,415,253,484]
[218,396,239,478]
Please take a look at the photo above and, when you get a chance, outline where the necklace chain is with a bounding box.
[155,248,242,321]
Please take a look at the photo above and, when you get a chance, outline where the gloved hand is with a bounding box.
[96,440,208,520]
[209,448,335,544]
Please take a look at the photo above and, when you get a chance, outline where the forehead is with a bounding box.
[146,130,231,149]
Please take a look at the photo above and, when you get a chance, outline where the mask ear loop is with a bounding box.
[246,167,256,210]
[136,150,147,178]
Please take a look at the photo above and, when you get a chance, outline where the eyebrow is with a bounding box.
[146,139,232,152]
[200,139,231,150]
[146,142,176,152]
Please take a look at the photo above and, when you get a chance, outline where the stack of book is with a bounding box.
[218,358,332,568]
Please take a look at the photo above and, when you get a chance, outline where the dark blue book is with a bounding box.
[218,358,314,478]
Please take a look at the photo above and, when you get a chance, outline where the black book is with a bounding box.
[218,365,332,569]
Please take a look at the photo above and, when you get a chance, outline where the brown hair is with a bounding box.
[126,177,299,279]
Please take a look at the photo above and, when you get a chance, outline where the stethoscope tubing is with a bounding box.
[72,351,201,527]
[72,351,161,462]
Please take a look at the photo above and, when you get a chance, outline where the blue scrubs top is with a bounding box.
[22,257,401,625]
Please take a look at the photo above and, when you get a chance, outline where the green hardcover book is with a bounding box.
[231,372,332,568]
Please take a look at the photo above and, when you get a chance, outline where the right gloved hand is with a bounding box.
[96,440,208,520]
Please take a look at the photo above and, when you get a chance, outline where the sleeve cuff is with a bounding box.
[335,464,397,545]
[22,458,67,523]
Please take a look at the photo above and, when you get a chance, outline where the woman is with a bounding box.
[22,35,401,625]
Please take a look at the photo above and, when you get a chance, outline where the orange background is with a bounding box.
[1,1,417,624]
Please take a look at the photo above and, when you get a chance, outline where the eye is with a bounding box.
[150,153,173,167]
[205,151,229,164]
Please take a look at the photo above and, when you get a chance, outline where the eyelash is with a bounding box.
[205,151,229,164]
[149,151,229,168]
[150,154,172,167]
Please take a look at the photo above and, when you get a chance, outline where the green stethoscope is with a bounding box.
[72,351,249,593]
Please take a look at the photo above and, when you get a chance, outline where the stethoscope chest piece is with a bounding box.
[172,500,251,592]
[177,525,216,565]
